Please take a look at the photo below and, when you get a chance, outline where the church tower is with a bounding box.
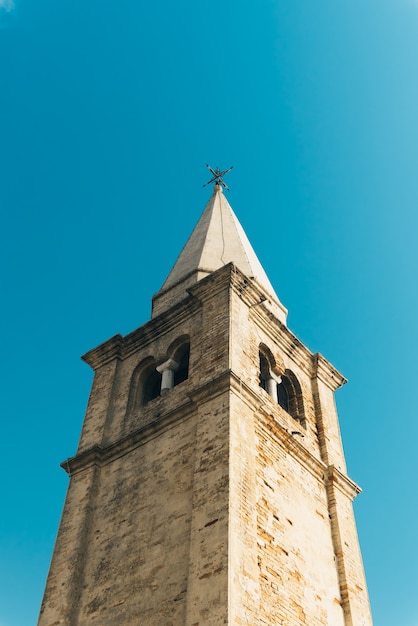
[39,182,373,626]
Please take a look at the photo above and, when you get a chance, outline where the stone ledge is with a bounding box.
[250,305,314,379]
[62,369,237,475]
[82,334,124,369]
[257,406,328,484]
[313,353,347,391]
[327,465,361,500]
[81,296,201,370]
[257,406,360,500]
[61,398,195,475]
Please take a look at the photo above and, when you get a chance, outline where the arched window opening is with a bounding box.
[259,349,279,402]
[173,344,190,387]
[258,348,305,426]
[259,353,270,392]
[127,357,160,414]
[127,338,191,410]
[142,369,162,404]
[277,379,289,413]
[282,370,305,424]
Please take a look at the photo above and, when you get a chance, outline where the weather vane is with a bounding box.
[203,164,233,190]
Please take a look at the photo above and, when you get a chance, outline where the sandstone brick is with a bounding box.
[39,261,372,626]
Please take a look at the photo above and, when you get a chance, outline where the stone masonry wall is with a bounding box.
[39,264,372,626]
[226,269,372,625]
[39,267,234,626]
[254,418,345,626]
[75,415,197,626]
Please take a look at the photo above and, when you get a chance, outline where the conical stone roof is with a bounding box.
[152,184,287,322]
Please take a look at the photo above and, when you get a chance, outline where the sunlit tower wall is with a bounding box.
[38,185,372,626]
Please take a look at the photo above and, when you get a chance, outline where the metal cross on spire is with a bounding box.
[203,164,233,190]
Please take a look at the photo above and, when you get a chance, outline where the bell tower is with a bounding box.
[39,183,373,625]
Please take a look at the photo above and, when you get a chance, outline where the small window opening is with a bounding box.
[277,380,289,413]
[174,344,190,387]
[258,349,305,425]
[259,353,270,392]
[142,369,162,404]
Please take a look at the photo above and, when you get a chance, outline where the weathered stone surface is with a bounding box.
[39,248,372,625]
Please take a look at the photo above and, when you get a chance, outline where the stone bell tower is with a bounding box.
[38,182,373,626]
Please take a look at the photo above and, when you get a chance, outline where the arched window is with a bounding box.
[259,347,280,401]
[126,357,161,413]
[259,352,270,392]
[152,337,191,393]
[259,348,305,425]
[126,338,191,415]
[173,343,190,387]
[277,379,289,413]
[142,368,162,404]
[281,370,305,424]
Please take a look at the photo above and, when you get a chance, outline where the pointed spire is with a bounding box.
[152,184,287,322]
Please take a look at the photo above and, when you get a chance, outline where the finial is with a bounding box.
[203,164,233,191]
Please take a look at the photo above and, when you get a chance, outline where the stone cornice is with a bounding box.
[257,406,360,500]
[122,296,200,359]
[81,265,234,373]
[230,266,270,310]
[187,371,232,405]
[81,295,201,371]
[151,267,213,304]
[188,369,263,412]
[64,369,235,475]
[249,301,346,389]
[257,405,328,484]
[313,353,347,391]
[229,265,288,321]
[63,370,259,476]
[62,367,359,501]
[82,334,124,369]
[81,264,289,374]
[229,371,265,411]
[61,397,195,475]
[249,305,314,379]
[186,263,234,303]
[152,263,235,318]
[327,464,361,500]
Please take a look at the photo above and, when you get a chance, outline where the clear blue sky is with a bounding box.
[1,0,417,624]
